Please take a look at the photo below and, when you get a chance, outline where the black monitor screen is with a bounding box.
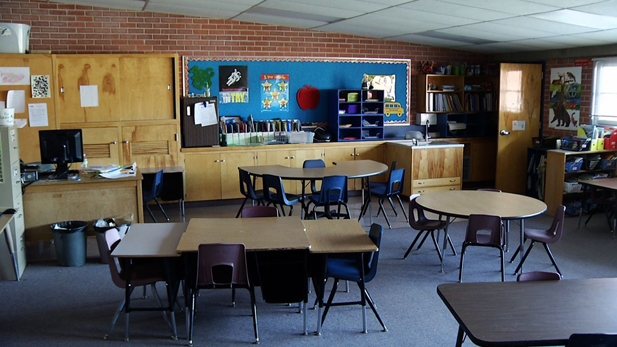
[39,129,84,179]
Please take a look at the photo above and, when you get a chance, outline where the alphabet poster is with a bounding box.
[549,67,581,130]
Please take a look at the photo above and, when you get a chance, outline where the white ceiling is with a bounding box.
[49,0,617,54]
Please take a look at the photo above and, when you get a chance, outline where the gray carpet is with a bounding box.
[2,202,617,346]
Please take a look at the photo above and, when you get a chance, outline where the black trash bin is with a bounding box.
[93,218,131,264]
[51,221,88,267]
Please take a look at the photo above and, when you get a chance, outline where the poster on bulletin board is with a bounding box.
[183,56,411,125]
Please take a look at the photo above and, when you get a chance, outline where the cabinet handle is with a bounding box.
[350,153,355,156]
[175,134,178,142]
[450,187,456,190]
[215,159,220,163]
[221,159,226,163]
[290,156,295,159]
[418,190,425,193]
[60,87,64,93]
[418,181,425,185]
[450,179,456,182]
[356,153,360,156]
[111,141,117,145]
[168,84,171,90]
[123,141,129,144]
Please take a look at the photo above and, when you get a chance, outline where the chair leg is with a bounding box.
[358,280,368,333]
[152,283,176,339]
[429,231,444,262]
[145,203,157,223]
[446,234,457,255]
[416,230,432,249]
[289,204,294,216]
[543,243,562,276]
[104,295,126,339]
[364,288,387,332]
[387,197,398,217]
[154,197,170,222]
[458,245,467,283]
[403,230,426,259]
[395,194,409,222]
[321,279,340,327]
[249,287,259,344]
[500,249,505,282]
[509,238,526,263]
[513,240,536,275]
[377,199,392,229]
[235,198,249,218]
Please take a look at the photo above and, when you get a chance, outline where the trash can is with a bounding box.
[50,221,88,267]
[93,218,131,264]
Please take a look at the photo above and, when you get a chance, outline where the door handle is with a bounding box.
[500,129,510,136]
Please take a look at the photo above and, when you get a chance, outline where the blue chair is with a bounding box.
[321,224,387,333]
[262,174,301,216]
[303,159,326,195]
[306,175,350,220]
[235,168,265,218]
[143,170,169,223]
[371,168,408,228]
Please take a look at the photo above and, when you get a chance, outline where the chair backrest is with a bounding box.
[390,161,398,171]
[517,271,562,282]
[465,214,503,246]
[364,223,384,283]
[386,168,405,195]
[104,228,125,288]
[241,206,279,218]
[263,174,289,204]
[239,168,260,200]
[547,204,566,243]
[317,175,348,204]
[567,334,617,347]
[143,170,164,201]
[409,196,431,230]
[477,188,502,192]
[196,243,249,289]
[303,159,325,169]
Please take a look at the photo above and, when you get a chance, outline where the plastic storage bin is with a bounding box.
[563,179,582,193]
[51,221,88,267]
[601,157,616,170]
[565,157,583,173]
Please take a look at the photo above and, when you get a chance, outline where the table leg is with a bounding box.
[301,179,307,220]
[518,219,525,273]
[358,177,374,225]
[456,325,465,347]
[441,216,451,273]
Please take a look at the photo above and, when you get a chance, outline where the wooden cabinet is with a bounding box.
[469,140,497,182]
[55,54,177,124]
[386,142,463,196]
[80,127,121,166]
[545,149,617,216]
[122,124,179,167]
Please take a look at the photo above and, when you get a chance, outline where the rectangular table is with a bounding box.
[578,177,617,236]
[438,278,617,346]
[110,222,187,340]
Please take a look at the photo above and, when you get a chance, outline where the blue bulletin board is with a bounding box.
[183,56,411,125]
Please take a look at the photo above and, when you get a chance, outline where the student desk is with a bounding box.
[438,278,617,346]
[22,171,144,242]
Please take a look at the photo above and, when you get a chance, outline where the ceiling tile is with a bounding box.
[572,0,617,17]
[399,0,517,21]
[372,7,478,26]
[492,16,598,35]
[438,0,559,15]
[392,33,472,48]
[532,9,617,29]
[457,22,560,40]
[256,0,373,19]
[235,12,328,28]
[523,0,607,8]
[437,26,529,42]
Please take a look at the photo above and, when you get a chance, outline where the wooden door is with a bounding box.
[221,151,256,199]
[120,56,175,121]
[121,124,179,167]
[80,127,120,166]
[496,63,543,194]
[55,55,122,123]
[185,153,221,201]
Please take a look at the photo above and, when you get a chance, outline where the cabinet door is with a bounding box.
[185,153,221,201]
[221,152,256,199]
[412,147,463,180]
[120,56,175,121]
[121,124,179,167]
[324,146,357,190]
[55,55,122,123]
[264,150,295,192]
[291,148,324,193]
[470,141,497,182]
[355,144,386,182]
[80,127,121,166]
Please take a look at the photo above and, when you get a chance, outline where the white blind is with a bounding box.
[593,57,617,125]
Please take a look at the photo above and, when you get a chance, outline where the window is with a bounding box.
[592,57,617,126]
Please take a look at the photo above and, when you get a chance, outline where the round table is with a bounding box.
[416,190,547,273]
[240,160,388,222]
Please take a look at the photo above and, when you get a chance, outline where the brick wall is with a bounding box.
[543,59,594,138]
[1,0,488,120]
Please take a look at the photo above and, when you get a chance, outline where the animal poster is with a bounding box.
[261,74,289,112]
[366,74,396,102]
[549,67,581,130]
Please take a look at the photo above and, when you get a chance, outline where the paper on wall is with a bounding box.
[80,85,99,107]
[0,67,30,85]
[7,90,26,113]
[28,103,49,127]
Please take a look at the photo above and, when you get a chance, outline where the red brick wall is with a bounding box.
[1,0,487,119]
[543,59,594,138]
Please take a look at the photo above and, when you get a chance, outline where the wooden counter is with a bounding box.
[23,171,143,242]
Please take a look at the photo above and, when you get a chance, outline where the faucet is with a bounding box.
[425,119,431,142]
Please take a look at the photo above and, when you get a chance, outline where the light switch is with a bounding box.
[512,120,526,131]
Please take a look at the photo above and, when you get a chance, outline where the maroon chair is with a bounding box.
[510,205,565,276]
[103,229,175,342]
[459,214,505,283]
[517,271,561,282]
[188,243,258,345]
[404,197,456,261]
[240,205,279,218]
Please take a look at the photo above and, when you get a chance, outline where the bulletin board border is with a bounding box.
[182,56,412,125]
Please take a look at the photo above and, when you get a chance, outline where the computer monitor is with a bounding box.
[38,129,84,179]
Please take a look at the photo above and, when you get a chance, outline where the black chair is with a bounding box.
[143,170,169,223]
[459,214,505,283]
[235,168,265,218]
[567,334,617,347]
[516,270,561,282]
[404,196,456,261]
[321,223,387,333]
[371,168,408,228]
[305,175,350,219]
[579,185,615,231]
[262,174,301,216]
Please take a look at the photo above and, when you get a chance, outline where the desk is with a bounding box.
[438,278,617,346]
[23,171,143,242]
[578,178,617,237]
[240,160,388,222]
[303,219,378,335]
[416,191,547,273]
[110,223,186,340]
[141,166,185,220]
[0,212,18,280]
